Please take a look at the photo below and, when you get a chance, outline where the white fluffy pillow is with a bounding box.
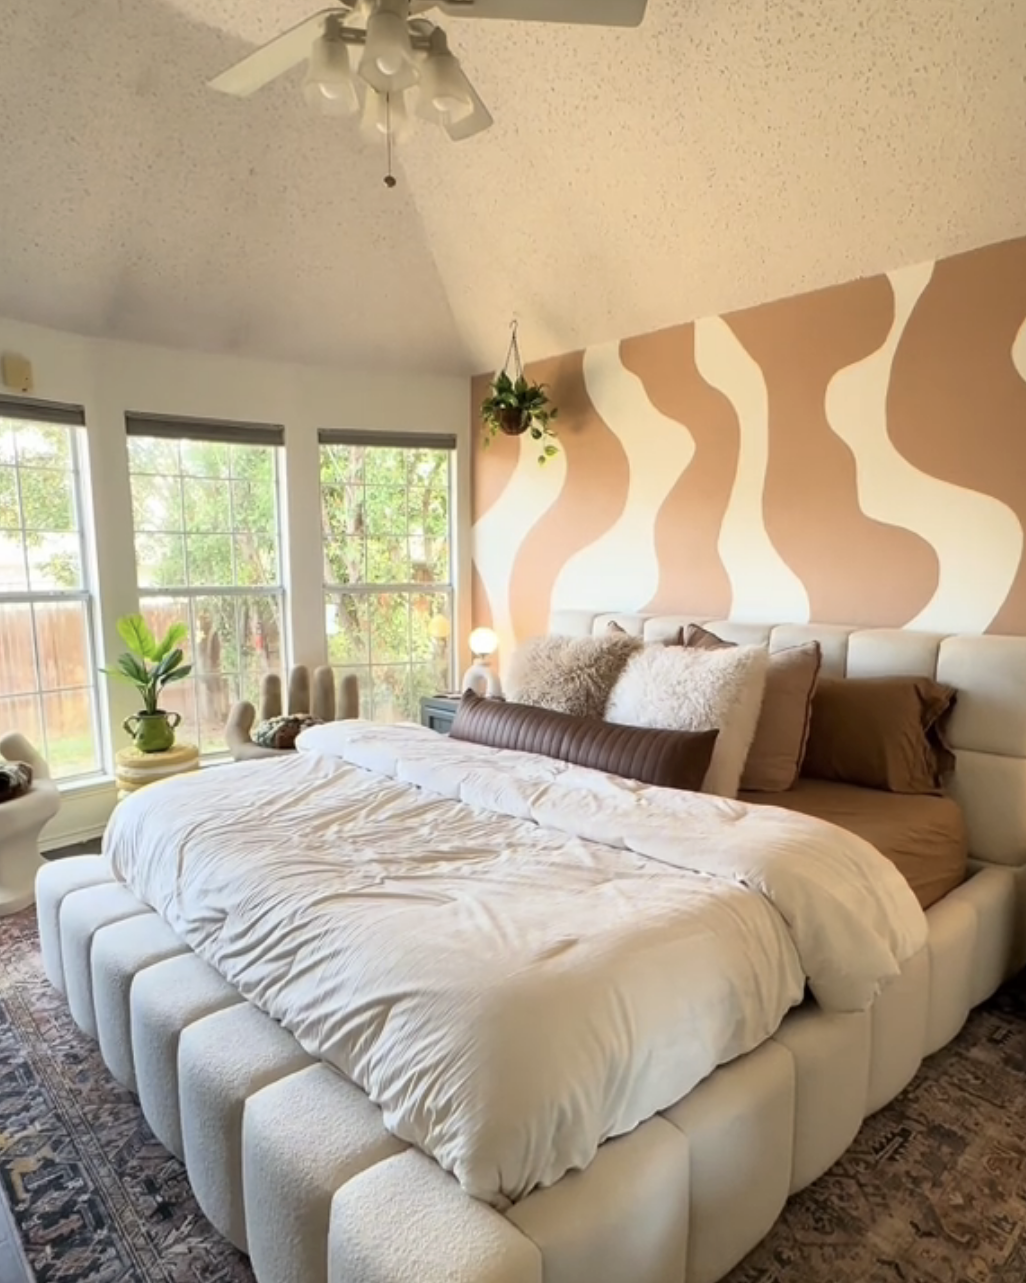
[606,644,770,798]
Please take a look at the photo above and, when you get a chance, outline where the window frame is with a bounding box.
[125,414,288,758]
[319,430,457,721]
[0,398,106,781]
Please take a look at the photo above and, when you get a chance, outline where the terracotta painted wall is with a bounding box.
[471,237,1026,659]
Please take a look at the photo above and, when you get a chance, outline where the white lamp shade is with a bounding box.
[362,88,412,142]
[417,42,474,123]
[359,2,419,94]
[469,626,499,657]
[303,33,359,115]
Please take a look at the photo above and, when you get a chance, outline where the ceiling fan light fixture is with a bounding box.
[362,87,413,143]
[417,30,474,124]
[359,0,419,93]
[303,26,359,115]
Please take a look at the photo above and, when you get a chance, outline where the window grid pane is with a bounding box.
[130,435,286,759]
[0,417,102,780]
[322,443,453,723]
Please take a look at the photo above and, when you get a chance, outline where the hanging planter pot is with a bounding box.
[480,321,560,465]
[497,406,529,436]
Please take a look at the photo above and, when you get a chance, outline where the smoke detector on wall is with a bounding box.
[208,0,648,185]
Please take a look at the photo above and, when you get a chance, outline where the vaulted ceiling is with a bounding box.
[1,0,1024,374]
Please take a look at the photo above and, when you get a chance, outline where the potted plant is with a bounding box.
[480,322,560,465]
[102,615,192,753]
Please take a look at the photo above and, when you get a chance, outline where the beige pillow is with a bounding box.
[684,624,822,792]
[506,633,642,719]
[606,642,770,798]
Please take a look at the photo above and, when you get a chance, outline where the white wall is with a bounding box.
[0,316,470,848]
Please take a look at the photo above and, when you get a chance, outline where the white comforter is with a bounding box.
[104,720,927,1206]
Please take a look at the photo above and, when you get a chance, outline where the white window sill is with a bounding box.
[56,773,116,796]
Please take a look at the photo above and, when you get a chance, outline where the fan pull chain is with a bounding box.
[383,92,397,188]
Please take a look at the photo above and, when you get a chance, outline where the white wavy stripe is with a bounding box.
[471,433,568,672]
[549,343,696,613]
[693,317,810,623]
[1013,315,1026,386]
[825,261,1023,634]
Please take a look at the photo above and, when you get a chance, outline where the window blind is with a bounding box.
[125,411,285,447]
[0,395,85,426]
[317,428,456,452]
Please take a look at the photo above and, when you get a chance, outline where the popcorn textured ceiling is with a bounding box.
[0,0,1024,375]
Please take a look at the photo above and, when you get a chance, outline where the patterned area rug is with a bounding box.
[3,905,1026,1283]
[0,909,253,1283]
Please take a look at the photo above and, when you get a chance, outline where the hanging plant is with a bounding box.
[480,321,560,465]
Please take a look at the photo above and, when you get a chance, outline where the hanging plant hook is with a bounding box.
[502,319,525,384]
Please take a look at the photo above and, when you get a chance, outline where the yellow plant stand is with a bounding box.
[115,742,200,801]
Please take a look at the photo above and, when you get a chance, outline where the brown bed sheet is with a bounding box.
[739,778,969,910]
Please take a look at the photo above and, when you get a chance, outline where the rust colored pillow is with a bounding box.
[800,676,957,794]
[450,691,718,793]
[683,624,822,792]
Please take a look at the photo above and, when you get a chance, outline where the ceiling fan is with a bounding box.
[208,0,648,180]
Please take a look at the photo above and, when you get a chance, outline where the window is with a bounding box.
[320,430,455,722]
[126,413,286,756]
[0,399,102,779]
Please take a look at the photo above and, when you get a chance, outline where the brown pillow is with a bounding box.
[801,676,957,794]
[683,624,821,791]
[451,690,718,793]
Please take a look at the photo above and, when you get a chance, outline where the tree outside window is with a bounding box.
[321,439,453,722]
[0,414,102,778]
[127,430,285,756]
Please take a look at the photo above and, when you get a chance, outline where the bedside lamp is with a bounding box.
[461,626,503,698]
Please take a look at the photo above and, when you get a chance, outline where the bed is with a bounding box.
[739,780,968,909]
[34,614,1026,1283]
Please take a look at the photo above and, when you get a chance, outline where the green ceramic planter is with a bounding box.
[122,710,181,753]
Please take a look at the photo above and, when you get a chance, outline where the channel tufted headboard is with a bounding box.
[549,610,1026,870]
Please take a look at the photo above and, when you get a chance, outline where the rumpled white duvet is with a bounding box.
[104,720,927,1206]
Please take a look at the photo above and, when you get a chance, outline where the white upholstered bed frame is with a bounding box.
[34,614,1026,1283]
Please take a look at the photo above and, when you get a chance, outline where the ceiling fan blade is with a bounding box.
[431,0,647,26]
[444,80,493,141]
[208,9,342,98]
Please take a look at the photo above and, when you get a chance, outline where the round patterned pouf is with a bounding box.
[115,742,200,800]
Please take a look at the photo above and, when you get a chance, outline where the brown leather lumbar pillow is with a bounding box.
[450,690,718,793]
[800,675,957,794]
[684,624,822,792]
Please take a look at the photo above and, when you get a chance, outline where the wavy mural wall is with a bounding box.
[471,236,1026,658]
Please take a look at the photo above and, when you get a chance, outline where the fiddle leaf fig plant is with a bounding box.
[102,614,192,715]
[480,371,560,465]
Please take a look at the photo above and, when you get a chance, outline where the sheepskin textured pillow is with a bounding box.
[506,633,642,719]
[606,643,770,798]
